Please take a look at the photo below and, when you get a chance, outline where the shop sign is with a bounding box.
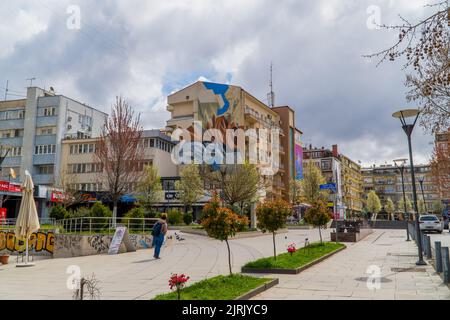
[0,181,21,193]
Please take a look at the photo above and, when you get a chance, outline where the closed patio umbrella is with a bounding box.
[14,170,40,267]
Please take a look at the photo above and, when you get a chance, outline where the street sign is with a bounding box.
[320,183,336,192]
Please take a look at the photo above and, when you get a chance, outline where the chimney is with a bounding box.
[332,144,338,158]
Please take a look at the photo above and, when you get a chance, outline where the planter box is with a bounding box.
[241,245,346,275]
[235,278,279,300]
[330,229,373,242]
[0,255,9,265]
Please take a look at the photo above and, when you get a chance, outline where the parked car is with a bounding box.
[419,215,443,233]
[286,216,299,224]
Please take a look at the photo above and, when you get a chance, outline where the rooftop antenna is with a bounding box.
[26,77,36,87]
[267,62,275,108]
[4,80,9,101]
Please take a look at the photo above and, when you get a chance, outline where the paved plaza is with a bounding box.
[0,228,448,300]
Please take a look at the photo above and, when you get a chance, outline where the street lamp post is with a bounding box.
[417,176,428,214]
[394,158,410,241]
[0,145,12,207]
[393,109,426,265]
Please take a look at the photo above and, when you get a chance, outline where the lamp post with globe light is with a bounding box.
[392,108,425,265]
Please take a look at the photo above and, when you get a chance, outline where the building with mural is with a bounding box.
[165,81,303,201]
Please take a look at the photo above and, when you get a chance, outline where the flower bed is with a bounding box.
[242,242,346,274]
[153,274,277,300]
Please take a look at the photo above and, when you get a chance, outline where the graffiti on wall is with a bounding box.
[0,231,54,254]
[88,235,110,254]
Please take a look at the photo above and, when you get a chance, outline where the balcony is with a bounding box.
[0,119,25,130]
[33,154,56,166]
[36,116,58,128]
[0,137,23,147]
[33,174,54,185]
[35,135,57,146]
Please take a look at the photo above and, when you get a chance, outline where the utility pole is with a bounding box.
[4,80,8,101]
[267,63,275,108]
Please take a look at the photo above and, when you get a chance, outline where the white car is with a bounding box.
[419,215,443,233]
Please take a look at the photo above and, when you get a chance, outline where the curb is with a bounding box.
[241,245,347,275]
[235,278,279,300]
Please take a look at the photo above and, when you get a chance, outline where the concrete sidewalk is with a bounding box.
[0,228,448,300]
[251,229,450,300]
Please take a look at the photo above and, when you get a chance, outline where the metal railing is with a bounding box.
[0,218,56,229]
[56,217,160,234]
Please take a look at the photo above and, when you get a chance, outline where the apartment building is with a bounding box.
[165,81,303,201]
[272,106,303,201]
[0,87,107,218]
[303,145,345,219]
[340,154,363,216]
[361,164,440,213]
[434,129,450,204]
[60,130,179,212]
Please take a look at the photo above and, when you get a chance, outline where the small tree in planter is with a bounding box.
[169,273,190,300]
[303,200,333,244]
[201,196,249,275]
[256,199,292,260]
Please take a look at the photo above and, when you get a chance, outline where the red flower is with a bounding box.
[287,243,297,255]
[169,274,190,290]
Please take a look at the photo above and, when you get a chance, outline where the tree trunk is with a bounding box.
[273,232,277,260]
[318,227,323,244]
[225,239,232,275]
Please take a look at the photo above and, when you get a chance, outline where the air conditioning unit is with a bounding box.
[68,116,72,122]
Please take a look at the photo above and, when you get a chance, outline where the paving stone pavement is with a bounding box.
[0,228,447,300]
[0,228,322,300]
[251,229,450,300]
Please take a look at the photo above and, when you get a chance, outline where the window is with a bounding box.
[35,144,56,155]
[38,127,56,135]
[37,165,54,175]
[69,143,95,154]
[7,147,22,157]
[43,107,56,117]
[68,163,102,174]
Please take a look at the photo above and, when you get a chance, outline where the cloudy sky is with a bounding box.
[0,0,440,166]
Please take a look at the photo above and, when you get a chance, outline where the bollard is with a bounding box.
[425,236,432,259]
[441,247,450,284]
[422,234,428,255]
[435,241,442,273]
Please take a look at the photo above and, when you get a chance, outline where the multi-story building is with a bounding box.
[340,154,363,217]
[0,87,107,218]
[272,106,303,201]
[361,163,440,214]
[303,145,345,219]
[165,81,303,202]
[434,129,450,205]
[60,129,179,204]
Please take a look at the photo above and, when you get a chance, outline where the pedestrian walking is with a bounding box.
[153,213,168,259]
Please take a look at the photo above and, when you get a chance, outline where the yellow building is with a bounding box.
[340,154,363,216]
